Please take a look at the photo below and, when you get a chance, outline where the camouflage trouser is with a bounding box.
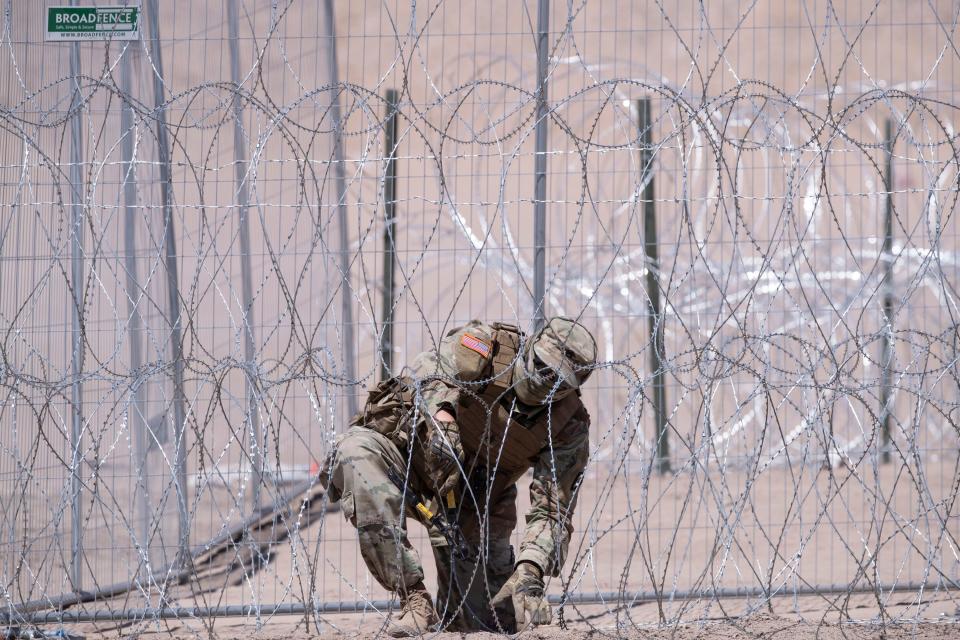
[431,484,517,632]
[326,427,517,632]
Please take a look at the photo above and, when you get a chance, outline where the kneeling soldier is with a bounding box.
[322,317,596,635]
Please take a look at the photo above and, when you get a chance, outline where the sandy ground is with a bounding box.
[54,602,960,639]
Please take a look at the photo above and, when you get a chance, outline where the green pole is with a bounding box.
[637,98,669,474]
[380,89,399,380]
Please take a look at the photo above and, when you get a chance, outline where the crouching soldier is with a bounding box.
[321,317,596,635]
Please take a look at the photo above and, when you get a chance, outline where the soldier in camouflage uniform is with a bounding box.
[322,317,596,636]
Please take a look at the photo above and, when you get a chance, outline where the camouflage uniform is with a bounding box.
[324,319,593,632]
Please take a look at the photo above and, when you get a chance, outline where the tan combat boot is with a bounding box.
[388,582,439,637]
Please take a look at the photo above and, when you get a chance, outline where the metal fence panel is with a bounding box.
[0,0,958,633]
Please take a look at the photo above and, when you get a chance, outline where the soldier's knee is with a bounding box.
[357,523,424,591]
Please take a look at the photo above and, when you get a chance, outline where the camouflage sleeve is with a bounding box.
[407,320,495,418]
[516,403,590,577]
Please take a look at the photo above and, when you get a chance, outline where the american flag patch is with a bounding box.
[460,333,491,358]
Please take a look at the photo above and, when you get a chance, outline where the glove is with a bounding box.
[491,561,552,628]
[424,415,463,499]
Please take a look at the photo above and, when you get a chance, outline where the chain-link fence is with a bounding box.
[1,0,958,635]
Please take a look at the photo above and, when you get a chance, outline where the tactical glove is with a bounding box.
[491,561,551,628]
[424,416,463,499]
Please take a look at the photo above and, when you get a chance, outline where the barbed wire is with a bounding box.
[0,0,959,637]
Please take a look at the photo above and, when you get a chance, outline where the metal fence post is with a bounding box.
[532,0,550,330]
[67,2,84,590]
[322,0,358,417]
[119,42,152,569]
[637,98,669,474]
[880,118,895,464]
[380,89,398,380]
[145,0,190,566]
[227,0,263,512]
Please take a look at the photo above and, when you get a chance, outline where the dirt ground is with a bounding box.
[63,614,960,640]
[214,620,960,640]
[42,590,956,638]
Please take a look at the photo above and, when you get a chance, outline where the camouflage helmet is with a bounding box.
[513,317,597,405]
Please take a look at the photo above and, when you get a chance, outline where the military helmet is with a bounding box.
[513,317,597,405]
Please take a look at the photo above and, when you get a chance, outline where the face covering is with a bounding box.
[511,344,576,406]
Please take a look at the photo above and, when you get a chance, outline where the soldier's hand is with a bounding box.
[491,561,551,628]
[426,412,463,498]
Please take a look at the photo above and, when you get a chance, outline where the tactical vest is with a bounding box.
[455,323,584,488]
[353,323,584,487]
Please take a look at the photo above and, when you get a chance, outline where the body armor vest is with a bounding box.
[353,324,584,492]
[456,324,584,488]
